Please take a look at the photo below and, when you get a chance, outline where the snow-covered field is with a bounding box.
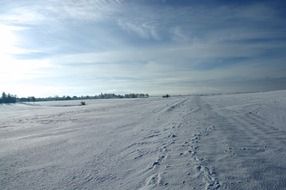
[1,90,286,190]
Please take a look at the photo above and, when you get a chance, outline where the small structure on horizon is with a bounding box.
[162,94,170,98]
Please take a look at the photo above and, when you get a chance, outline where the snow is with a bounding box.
[1,91,286,189]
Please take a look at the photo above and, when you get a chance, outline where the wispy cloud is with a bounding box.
[0,0,286,96]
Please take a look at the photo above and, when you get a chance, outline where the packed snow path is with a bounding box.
[1,91,286,190]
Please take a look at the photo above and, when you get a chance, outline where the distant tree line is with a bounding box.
[0,92,17,104]
[0,92,149,104]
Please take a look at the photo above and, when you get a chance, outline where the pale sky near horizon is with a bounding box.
[1,0,286,97]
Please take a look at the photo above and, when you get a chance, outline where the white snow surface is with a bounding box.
[1,90,286,190]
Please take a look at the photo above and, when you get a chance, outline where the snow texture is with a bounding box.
[1,90,286,190]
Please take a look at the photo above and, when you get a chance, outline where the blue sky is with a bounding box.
[0,0,286,96]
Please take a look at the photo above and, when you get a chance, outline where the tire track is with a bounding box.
[180,96,221,190]
[246,112,286,135]
[137,97,222,190]
[201,96,286,189]
[232,115,286,148]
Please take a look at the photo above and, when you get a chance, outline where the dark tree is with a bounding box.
[0,92,16,104]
